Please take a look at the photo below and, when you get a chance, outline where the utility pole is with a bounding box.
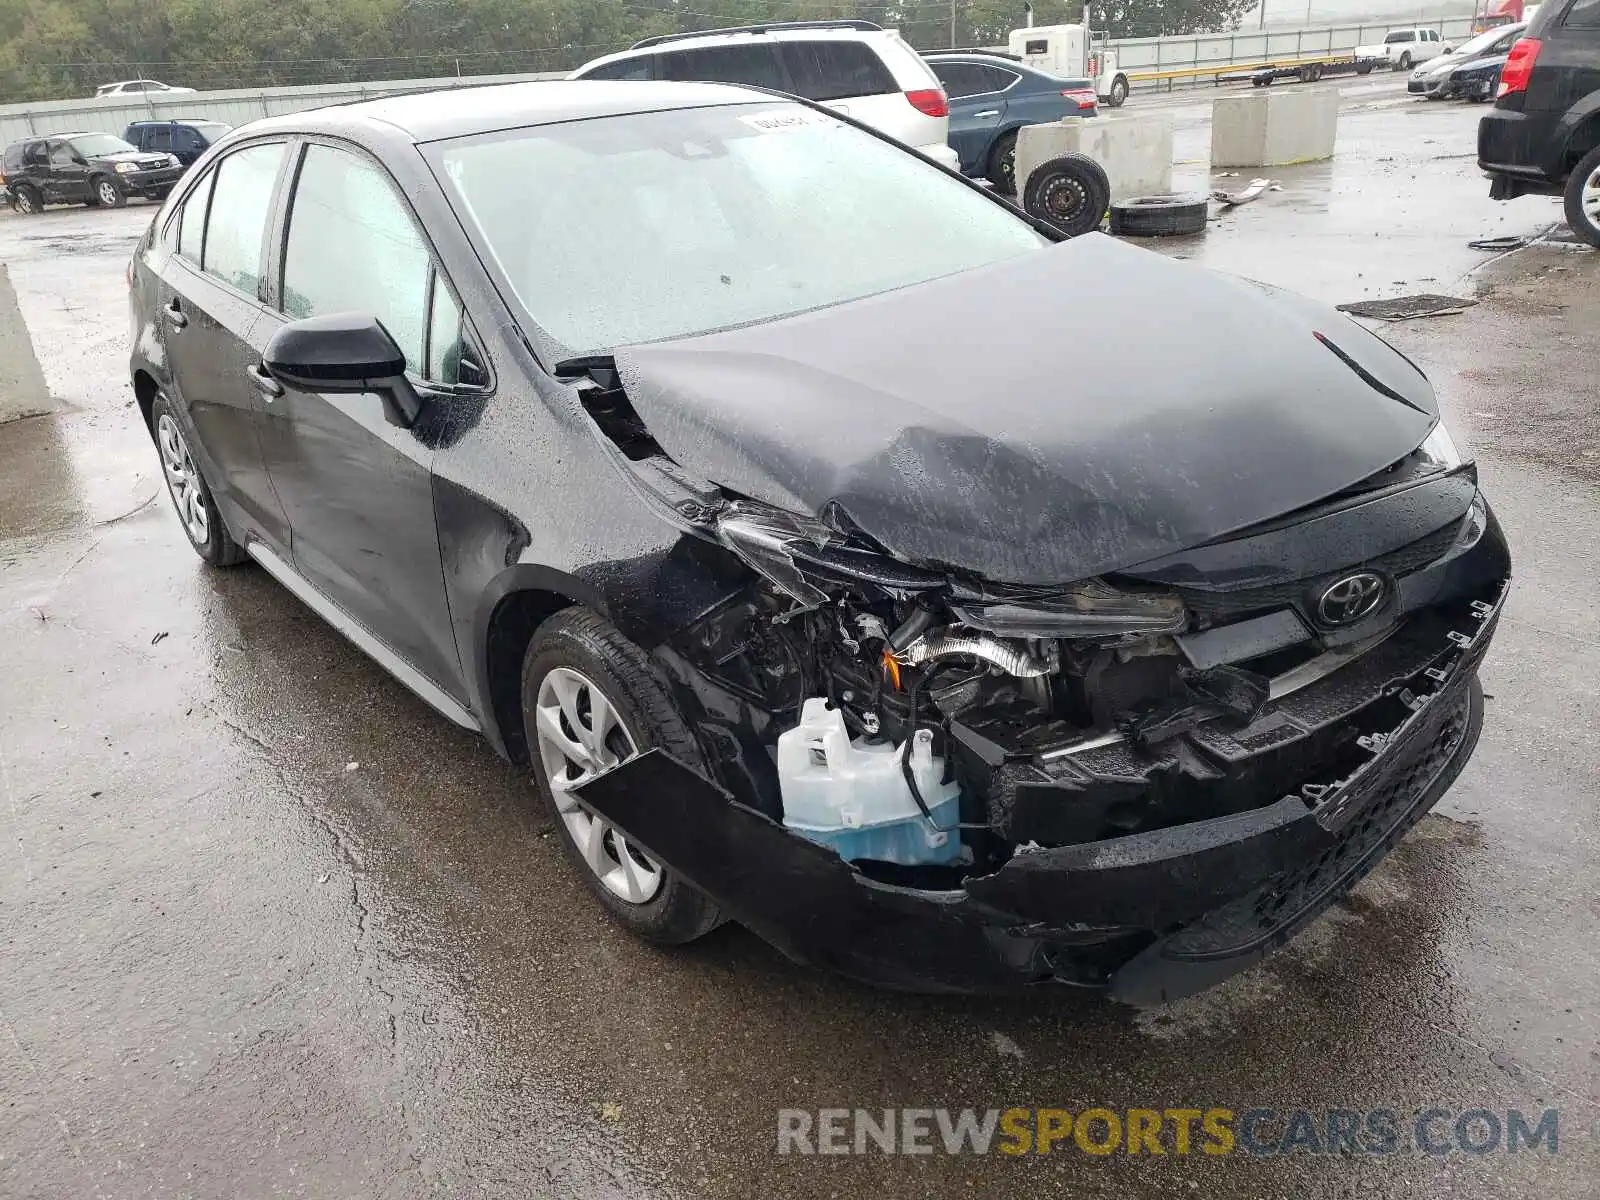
[950,0,957,48]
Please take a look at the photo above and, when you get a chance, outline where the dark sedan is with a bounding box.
[130,81,1508,1004]
[925,52,1098,190]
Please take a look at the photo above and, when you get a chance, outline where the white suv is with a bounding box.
[571,21,959,170]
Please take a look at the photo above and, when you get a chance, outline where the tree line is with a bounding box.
[0,0,1255,101]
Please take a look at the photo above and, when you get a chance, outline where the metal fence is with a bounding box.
[1110,16,1479,77]
[0,71,563,145]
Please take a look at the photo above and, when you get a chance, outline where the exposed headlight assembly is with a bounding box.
[1416,421,1466,472]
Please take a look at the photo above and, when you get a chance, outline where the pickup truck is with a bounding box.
[1355,27,1454,71]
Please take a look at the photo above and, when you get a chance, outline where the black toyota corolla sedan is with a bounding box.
[129,81,1509,1004]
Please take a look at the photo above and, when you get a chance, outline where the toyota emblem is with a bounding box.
[1317,572,1387,627]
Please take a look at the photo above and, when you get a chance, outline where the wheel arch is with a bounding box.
[475,566,609,764]
[1562,107,1600,172]
[132,368,160,436]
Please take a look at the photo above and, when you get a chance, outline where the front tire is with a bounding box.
[150,393,247,566]
[93,176,126,208]
[522,608,722,945]
[1107,74,1129,107]
[1563,144,1600,250]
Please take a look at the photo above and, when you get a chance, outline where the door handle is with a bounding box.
[974,109,1001,118]
[163,299,187,330]
[245,364,284,399]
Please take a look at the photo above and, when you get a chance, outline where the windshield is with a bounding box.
[69,134,137,157]
[430,102,1046,359]
[1452,26,1512,56]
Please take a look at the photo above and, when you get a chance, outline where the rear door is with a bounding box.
[253,139,475,700]
[933,62,1011,173]
[158,140,294,549]
[1535,0,1600,155]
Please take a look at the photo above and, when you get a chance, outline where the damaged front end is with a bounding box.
[565,359,1510,1000]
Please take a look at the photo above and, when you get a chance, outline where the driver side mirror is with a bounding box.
[263,313,423,428]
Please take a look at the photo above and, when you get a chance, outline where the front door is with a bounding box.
[158,141,293,550]
[46,140,88,203]
[254,140,468,701]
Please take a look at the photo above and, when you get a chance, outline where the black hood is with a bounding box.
[615,235,1438,585]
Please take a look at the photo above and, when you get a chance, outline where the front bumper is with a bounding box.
[119,166,182,194]
[576,568,1508,1003]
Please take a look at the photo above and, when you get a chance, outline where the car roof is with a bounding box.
[127,118,224,127]
[250,80,779,143]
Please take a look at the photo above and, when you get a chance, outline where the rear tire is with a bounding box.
[1396,52,1412,70]
[150,393,247,567]
[986,130,1018,193]
[1562,144,1600,250]
[1109,193,1210,237]
[1021,152,1111,238]
[522,608,723,945]
[13,184,41,215]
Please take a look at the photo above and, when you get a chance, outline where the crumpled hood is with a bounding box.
[615,234,1438,585]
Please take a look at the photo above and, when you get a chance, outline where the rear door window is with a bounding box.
[781,40,897,101]
[201,141,286,297]
[659,44,787,90]
[1386,31,1415,42]
[145,126,173,152]
[933,62,993,98]
[281,143,432,373]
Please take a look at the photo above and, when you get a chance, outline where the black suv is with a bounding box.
[2,132,182,214]
[123,120,232,167]
[1478,0,1600,245]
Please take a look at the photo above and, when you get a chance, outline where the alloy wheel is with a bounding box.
[534,666,663,905]
[156,411,209,545]
[1582,164,1600,230]
[16,189,37,214]
[97,180,120,207]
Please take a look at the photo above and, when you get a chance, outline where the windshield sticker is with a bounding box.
[739,110,832,133]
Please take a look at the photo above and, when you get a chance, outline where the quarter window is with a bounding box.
[177,170,213,262]
[202,142,286,297]
[782,41,897,101]
[281,143,431,374]
[426,279,464,385]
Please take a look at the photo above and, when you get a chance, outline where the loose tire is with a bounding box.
[1107,74,1129,107]
[93,176,126,208]
[986,130,1018,193]
[13,184,41,215]
[1109,192,1210,237]
[150,393,247,566]
[1562,144,1600,250]
[522,608,722,945]
[1021,152,1111,239]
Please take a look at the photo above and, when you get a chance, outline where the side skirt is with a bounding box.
[246,541,481,733]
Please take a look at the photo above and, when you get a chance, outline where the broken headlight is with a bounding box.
[1415,420,1466,473]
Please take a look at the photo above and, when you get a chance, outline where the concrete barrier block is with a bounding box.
[0,263,55,425]
[1016,113,1174,203]
[1210,88,1339,168]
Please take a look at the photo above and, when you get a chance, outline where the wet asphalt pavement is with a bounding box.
[2,78,1597,1198]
